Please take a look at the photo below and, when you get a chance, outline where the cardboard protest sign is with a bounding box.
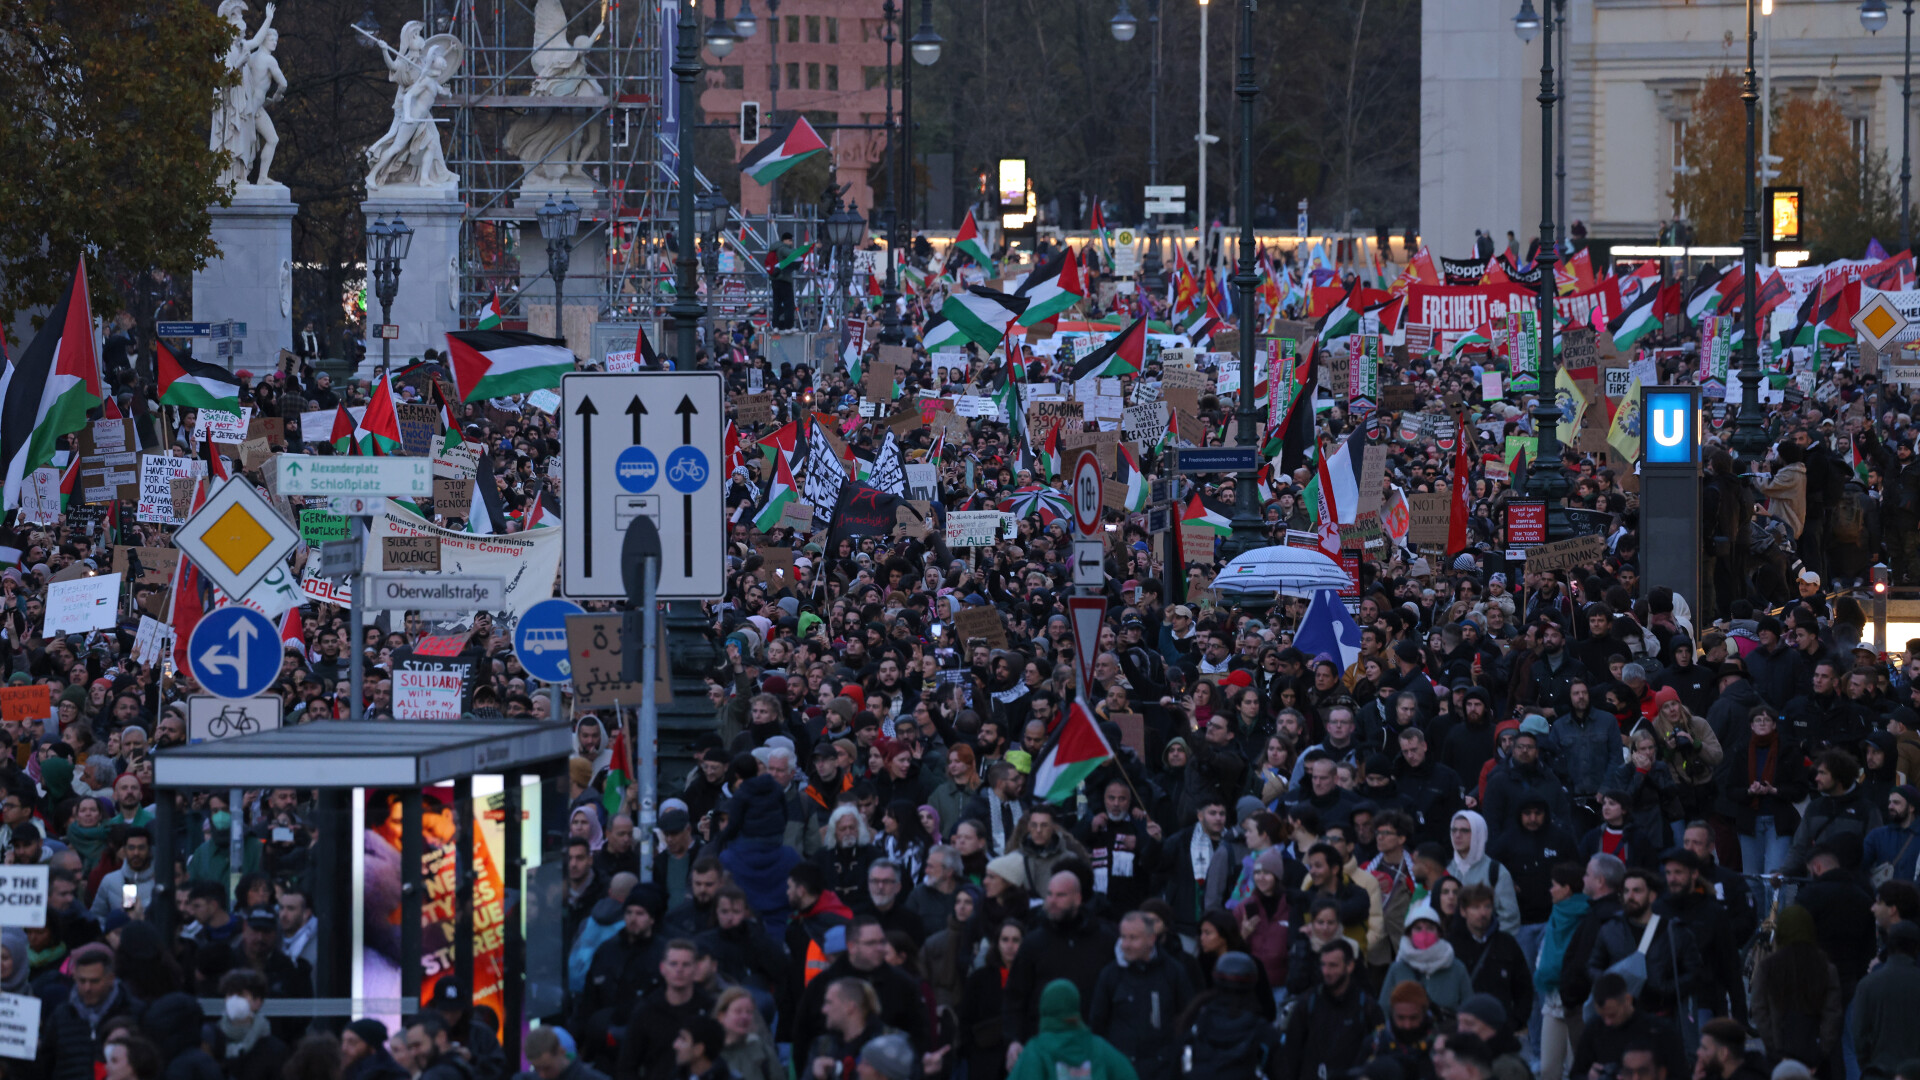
[44,574,122,636]
[0,686,50,726]
[1524,534,1606,575]
[111,547,179,586]
[383,535,441,572]
[953,605,1008,649]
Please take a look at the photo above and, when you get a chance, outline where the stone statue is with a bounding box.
[211,0,287,188]
[502,0,605,193]
[362,20,464,190]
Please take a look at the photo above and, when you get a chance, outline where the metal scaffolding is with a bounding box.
[444,0,827,341]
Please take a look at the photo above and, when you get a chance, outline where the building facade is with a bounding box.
[1421,0,1911,255]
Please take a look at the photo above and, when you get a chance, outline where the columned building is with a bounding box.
[1421,0,1912,255]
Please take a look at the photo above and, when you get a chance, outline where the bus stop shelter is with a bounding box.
[152,718,576,1063]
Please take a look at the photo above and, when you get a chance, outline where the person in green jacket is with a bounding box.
[186,807,263,885]
[1008,980,1138,1080]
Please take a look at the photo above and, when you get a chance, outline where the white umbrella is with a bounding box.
[1210,544,1351,600]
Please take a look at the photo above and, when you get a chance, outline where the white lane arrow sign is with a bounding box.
[198,617,258,678]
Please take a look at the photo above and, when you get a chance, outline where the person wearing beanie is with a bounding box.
[513,1027,603,1080]
[342,1017,407,1080]
[1007,981,1136,1080]
[1383,898,1473,1014]
[572,879,665,1038]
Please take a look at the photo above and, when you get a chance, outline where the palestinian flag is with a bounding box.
[952,210,994,271]
[1315,283,1362,349]
[1016,247,1084,327]
[330,404,359,454]
[1182,493,1232,536]
[1089,201,1111,257]
[1068,315,1147,379]
[1684,263,1729,324]
[1034,420,1064,481]
[355,372,404,454]
[938,287,1029,351]
[738,115,829,185]
[1852,436,1871,483]
[473,290,505,330]
[524,491,561,529]
[1033,701,1115,803]
[754,452,800,532]
[1116,443,1149,512]
[2,258,105,510]
[156,341,242,411]
[280,606,307,657]
[58,455,80,512]
[445,330,575,401]
[776,241,816,272]
[1608,283,1661,354]
[602,724,630,816]
[1754,268,1790,325]
[1448,323,1494,360]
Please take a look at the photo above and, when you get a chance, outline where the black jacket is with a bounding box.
[1281,980,1382,1080]
[1002,908,1120,1042]
[1447,925,1534,1029]
[1088,948,1196,1080]
[577,929,665,1031]
[1798,866,1878,993]
[695,918,788,994]
[41,982,143,1080]
[1585,909,1701,1016]
[1488,821,1579,925]
[1480,761,1574,840]
[1393,757,1465,846]
[1557,893,1621,1009]
[1570,1008,1688,1080]
[612,986,714,1080]
[1658,889,1746,1023]
[793,956,928,1059]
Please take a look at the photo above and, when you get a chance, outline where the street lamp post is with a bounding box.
[537,194,581,345]
[695,192,729,352]
[1734,0,1769,454]
[1862,0,1913,252]
[1222,0,1264,558]
[367,214,413,376]
[1117,0,1165,303]
[878,0,903,344]
[1515,0,1568,538]
[674,0,709,367]
[826,195,866,331]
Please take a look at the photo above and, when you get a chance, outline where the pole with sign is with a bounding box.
[1639,385,1702,618]
[1068,452,1107,712]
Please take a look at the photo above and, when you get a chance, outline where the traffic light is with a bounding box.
[741,102,761,145]
[1873,563,1891,595]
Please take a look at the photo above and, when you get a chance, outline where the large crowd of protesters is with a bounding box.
[6,230,1920,1080]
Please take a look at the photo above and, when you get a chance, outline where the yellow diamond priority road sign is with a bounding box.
[1852,291,1909,351]
[173,476,301,601]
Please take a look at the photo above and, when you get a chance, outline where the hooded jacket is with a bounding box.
[1088,945,1194,1080]
[1009,981,1139,1080]
[1481,755,1574,837]
[1447,811,1521,933]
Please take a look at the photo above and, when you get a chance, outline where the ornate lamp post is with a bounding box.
[1514,0,1569,537]
[536,194,580,344]
[695,191,729,351]
[1221,0,1265,558]
[367,214,412,375]
[824,196,866,329]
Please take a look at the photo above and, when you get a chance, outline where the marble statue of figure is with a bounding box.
[363,20,464,189]
[502,0,605,190]
[211,0,287,188]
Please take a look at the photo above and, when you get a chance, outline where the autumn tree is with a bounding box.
[1674,70,1898,258]
[0,0,232,332]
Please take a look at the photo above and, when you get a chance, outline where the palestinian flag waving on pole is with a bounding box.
[937,287,1030,351]
[776,241,816,272]
[754,452,800,532]
[1033,701,1115,803]
[951,210,994,271]
[1016,247,1085,327]
[602,722,631,817]
[330,404,361,455]
[1608,282,1661,354]
[1448,323,1494,360]
[1852,436,1871,483]
[355,371,405,454]
[1068,315,1148,380]
[445,330,575,401]
[1116,443,1149,512]
[2,257,105,510]
[156,341,242,411]
[1089,201,1111,260]
[473,290,506,330]
[1034,420,1064,482]
[1182,493,1232,536]
[738,115,829,186]
[1314,282,1362,350]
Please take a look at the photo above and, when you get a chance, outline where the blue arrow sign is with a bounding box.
[156,322,212,338]
[513,598,585,684]
[187,606,281,700]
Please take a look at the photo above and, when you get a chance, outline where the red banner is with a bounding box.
[1405,284,1535,343]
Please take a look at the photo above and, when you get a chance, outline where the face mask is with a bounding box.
[225,994,253,1023]
[1409,927,1441,950]
[211,812,232,832]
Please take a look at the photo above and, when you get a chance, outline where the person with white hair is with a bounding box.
[815,805,881,914]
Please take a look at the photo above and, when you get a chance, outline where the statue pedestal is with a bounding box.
[361,184,463,379]
[192,184,297,372]
[514,190,606,358]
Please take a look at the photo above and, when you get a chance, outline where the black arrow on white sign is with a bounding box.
[675,395,698,577]
[626,396,646,443]
[575,396,598,575]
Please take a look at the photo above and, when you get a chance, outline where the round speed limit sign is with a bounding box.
[1071,451,1102,536]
